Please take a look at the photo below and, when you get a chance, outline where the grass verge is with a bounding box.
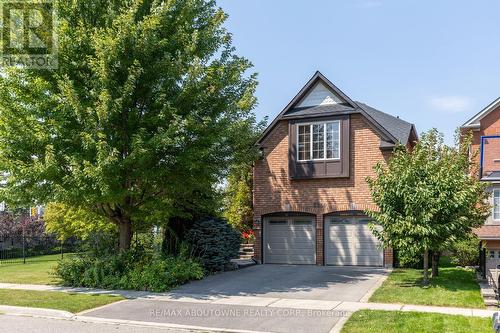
[341,310,491,333]
[369,266,484,308]
[0,254,66,285]
[0,289,124,313]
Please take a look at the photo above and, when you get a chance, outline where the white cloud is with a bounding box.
[428,96,473,113]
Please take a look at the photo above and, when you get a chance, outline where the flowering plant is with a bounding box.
[241,229,255,243]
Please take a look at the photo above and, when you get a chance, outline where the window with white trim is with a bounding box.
[494,189,500,221]
[298,125,311,161]
[297,121,340,161]
[490,250,495,258]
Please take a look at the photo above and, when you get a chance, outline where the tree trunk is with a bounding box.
[423,248,429,285]
[162,217,195,256]
[162,225,180,256]
[431,251,440,278]
[118,220,133,251]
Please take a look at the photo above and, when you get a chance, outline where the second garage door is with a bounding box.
[264,216,316,264]
[325,216,383,266]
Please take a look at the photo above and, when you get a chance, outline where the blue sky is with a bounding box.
[217,0,500,144]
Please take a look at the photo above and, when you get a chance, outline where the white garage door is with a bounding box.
[325,216,383,266]
[264,217,316,264]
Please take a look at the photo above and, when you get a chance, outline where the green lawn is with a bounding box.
[0,289,124,313]
[0,254,65,285]
[341,310,491,333]
[370,266,484,308]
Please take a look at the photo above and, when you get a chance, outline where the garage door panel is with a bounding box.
[328,243,352,250]
[268,243,315,250]
[355,241,379,248]
[356,247,382,255]
[289,232,315,239]
[325,216,383,267]
[328,257,355,265]
[267,238,314,244]
[264,217,316,265]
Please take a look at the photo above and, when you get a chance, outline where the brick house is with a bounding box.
[460,97,500,274]
[253,72,417,267]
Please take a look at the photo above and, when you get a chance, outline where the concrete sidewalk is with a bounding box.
[0,299,497,333]
[1,283,497,333]
[0,282,158,299]
[0,283,496,318]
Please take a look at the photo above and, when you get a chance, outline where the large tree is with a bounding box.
[366,129,489,284]
[223,118,265,232]
[0,0,258,250]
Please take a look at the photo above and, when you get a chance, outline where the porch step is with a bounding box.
[238,243,254,260]
[230,258,257,269]
[481,289,497,298]
[485,298,499,307]
[477,274,499,308]
[238,255,253,260]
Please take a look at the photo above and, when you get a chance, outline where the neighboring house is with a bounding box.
[461,98,500,274]
[253,72,417,267]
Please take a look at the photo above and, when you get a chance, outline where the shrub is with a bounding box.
[450,235,479,267]
[395,248,423,268]
[54,250,203,292]
[186,217,241,272]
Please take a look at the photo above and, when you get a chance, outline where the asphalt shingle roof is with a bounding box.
[475,225,500,239]
[283,101,415,145]
[356,102,414,144]
[283,104,357,118]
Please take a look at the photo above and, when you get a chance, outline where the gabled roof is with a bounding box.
[356,102,416,145]
[461,97,500,129]
[256,71,417,146]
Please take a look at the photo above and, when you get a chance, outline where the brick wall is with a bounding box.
[464,105,500,228]
[465,105,500,175]
[253,114,394,266]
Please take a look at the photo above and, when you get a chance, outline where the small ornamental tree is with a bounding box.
[366,129,489,284]
[44,202,116,241]
[0,213,46,239]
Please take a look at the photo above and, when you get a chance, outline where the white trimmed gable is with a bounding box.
[297,82,345,108]
[462,97,500,129]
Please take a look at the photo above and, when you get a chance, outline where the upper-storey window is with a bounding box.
[494,189,500,221]
[297,121,340,161]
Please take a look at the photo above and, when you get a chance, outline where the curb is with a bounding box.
[359,268,392,303]
[76,315,274,333]
[0,305,73,319]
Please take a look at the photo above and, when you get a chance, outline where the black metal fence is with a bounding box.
[0,235,79,264]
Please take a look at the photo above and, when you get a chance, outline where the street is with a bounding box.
[0,314,199,333]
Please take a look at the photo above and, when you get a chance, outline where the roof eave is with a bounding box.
[256,71,360,145]
[354,102,399,144]
[461,97,500,128]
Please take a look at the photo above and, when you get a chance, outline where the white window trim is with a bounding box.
[493,189,500,221]
[296,120,341,162]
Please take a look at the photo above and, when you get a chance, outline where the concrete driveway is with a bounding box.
[84,265,389,333]
[172,264,388,302]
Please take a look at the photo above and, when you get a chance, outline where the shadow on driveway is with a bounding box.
[169,264,388,302]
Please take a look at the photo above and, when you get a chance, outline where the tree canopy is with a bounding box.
[223,119,265,232]
[0,0,259,250]
[44,202,115,241]
[366,129,489,284]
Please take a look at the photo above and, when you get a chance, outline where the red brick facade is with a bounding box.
[463,104,500,235]
[465,105,500,176]
[253,114,394,266]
